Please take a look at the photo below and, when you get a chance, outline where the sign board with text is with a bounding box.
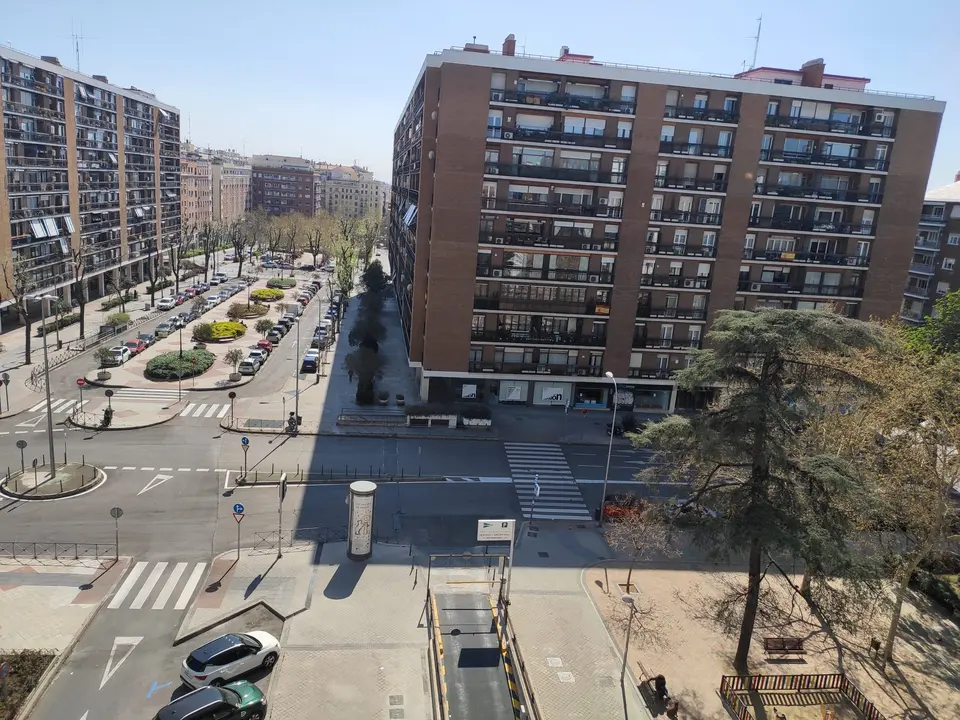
[477,519,515,543]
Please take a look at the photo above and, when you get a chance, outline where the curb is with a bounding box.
[16,556,131,720]
[0,466,106,501]
[65,412,180,432]
[0,405,33,421]
[80,374,251,392]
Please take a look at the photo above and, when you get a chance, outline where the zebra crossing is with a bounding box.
[179,402,230,419]
[109,387,185,403]
[107,560,207,612]
[503,442,592,521]
[27,398,88,414]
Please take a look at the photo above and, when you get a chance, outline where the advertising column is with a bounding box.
[347,480,377,561]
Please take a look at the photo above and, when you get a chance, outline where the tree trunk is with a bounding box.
[23,313,33,364]
[734,536,763,673]
[313,252,319,267]
[626,555,638,593]
[236,254,244,279]
[882,550,926,666]
[77,298,86,339]
[799,568,812,598]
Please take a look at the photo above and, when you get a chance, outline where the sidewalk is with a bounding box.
[67,397,183,430]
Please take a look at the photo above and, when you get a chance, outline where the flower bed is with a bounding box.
[226,302,269,319]
[266,277,297,289]
[192,321,247,343]
[36,312,81,336]
[251,288,284,302]
[145,349,216,379]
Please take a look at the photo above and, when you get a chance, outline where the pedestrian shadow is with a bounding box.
[323,561,366,600]
[244,557,279,599]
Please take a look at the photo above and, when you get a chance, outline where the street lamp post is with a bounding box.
[620,594,638,686]
[599,370,618,526]
[26,295,58,479]
[294,312,300,430]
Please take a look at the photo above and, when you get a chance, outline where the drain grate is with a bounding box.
[389,695,404,706]
[538,551,550,558]
[389,710,405,719]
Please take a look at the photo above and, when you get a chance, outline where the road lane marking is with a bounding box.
[152,562,188,610]
[108,562,148,609]
[216,405,230,418]
[147,680,174,699]
[130,562,168,609]
[193,404,208,417]
[174,563,207,610]
[138,473,174,496]
[179,403,196,417]
[99,636,142,689]
[203,405,219,418]
[14,431,27,434]
[177,468,191,472]
[104,465,118,469]
[122,466,135,470]
[197,468,209,472]
[159,467,172,471]
[142,467,155,471]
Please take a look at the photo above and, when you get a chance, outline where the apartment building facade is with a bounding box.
[181,150,212,229]
[250,155,317,216]
[390,37,944,410]
[211,158,251,223]
[0,47,180,317]
[316,164,389,219]
[901,173,960,323]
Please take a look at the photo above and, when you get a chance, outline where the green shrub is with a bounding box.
[191,322,214,343]
[36,312,81,336]
[405,403,458,417]
[145,349,216,379]
[911,570,960,615]
[459,404,491,420]
[266,278,297,289]
[99,292,135,311]
[251,288,284,302]
[210,321,247,340]
[226,302,268,320]
[104,312,130,327]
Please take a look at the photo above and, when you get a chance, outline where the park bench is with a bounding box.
[763,637,806,656]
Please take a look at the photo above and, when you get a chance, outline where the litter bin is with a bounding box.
[144,303,150,311]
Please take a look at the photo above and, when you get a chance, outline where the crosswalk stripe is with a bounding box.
[216,405,230,418]
[204,405,219,418]
[504,442,592,521]
[180,403,196,417]
[130,562,167,609]
[108,561,148,609]
[152,562,188,610]
[28,398,87,414]
[192,404,208,417]
[174,563,207,610]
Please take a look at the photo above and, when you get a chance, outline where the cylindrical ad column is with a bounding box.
[347,480,377,561]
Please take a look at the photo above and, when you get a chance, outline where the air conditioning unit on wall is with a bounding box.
[503,131,514,140]
[492,269,503,277]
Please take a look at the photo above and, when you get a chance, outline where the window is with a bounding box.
[724,97,738,113]
[773,78,793,85]
[766,100,779,117]
[717,131,733,148]
[656,355,669,370]
[702,231,716,248]
[744,234,756,250]
[783,138,813,155]
[943,258,955,272]
[673,229,687,246]
[660,125,675,142]
[937,281,950,296]
[617,121,632,139]
[766,236,795,253]
[488,110,503,138]
[42,218,58,236]
[696,263,711,278]
[29,219,47,238]
[948,234,960,246]
[655,161,668,178]
[63,216,75,234]
[693,94,708,109]
[650,195,663,211]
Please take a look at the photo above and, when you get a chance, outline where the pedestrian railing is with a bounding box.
[252,526,348,553]
[718,674,888,720]
[235,465,440,485]
[336,409,407,427]
[0,541,117,561]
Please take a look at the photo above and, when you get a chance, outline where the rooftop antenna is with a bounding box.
[472,36,476,44]
[749,15,762,70]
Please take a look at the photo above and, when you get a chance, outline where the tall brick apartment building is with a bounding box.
[250,155,318,216]
[389,36,945,411]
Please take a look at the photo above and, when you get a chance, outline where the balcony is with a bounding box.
[1,73,63,97]
[737,280,864,297]
[645,243,716,258]
[490,125,632,150]
[481,196,623,219]
[3,101,65,121]
[640,275,711,290]
[765,114,895,139]
[628,368,673,379]
[470,360,605,377]
[637,305,708,320]
[125,145,155,155]
[755,184,883,204]
[903,284,930,300]
[918,213,946,225]
[7,181,70,195]
[9,206,69,220]
[914,236,940,251]
[14,252,69,271]
[79,200,121,212]
[664,105,739,123]
[485,162,626,185]
[77,138,119,151]
[908,262,936,275]
[126,179,156,189]
[479,232,617,252]
[491,89,635,115]
[124,124,155,138]
[3,129,67,145]
[76,95,116,112]
[659,141,732,158]
[649,209,722,226]
[473,294,604,315]
[899,308,925,323]
[759,149,888,172]
[79,180,120,190]
[76,115,118,131]
[634,337,703,350]
[5,156,68,169]
[654,176,728,193]
[81,217,122,233]
[743,249,870,267]
[477,266,614,284]
[471,329,606,347]
[748,216,875,236]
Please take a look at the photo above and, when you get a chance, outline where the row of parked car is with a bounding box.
[243,280,328,376]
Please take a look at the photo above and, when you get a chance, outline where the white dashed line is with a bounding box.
[177,468,191,472]
[104,465,118,470]
[33,429,45,433]
[159,467,172,471]
[15,431,28,434]
[196,468,209,472]
[122,466,136,470]
[215,468,226,472]
[0,432,8,435]
[142,467,155,471]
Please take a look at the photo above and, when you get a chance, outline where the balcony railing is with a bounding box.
[664,105,739,123]
[81,217,122,233]
[743,249,870,267]
[5,156,68,169]
[737,280,864,297]
[9,206,69,220]
[899,308,925,322]
[649,209,722,225]
[481,196,623,219]
[490,125,632,150]
[485,162,626,185]
[126,179,156,189]
[909,262,936,275]
[76,95,116,112]
[637,305,708,320]
[7,181,70,194]
[765,114,895,138]
[77,138,119,151]
[918,213,946,224]
[3,101,65,121]
[748,216,875,236]
[476,266,615,284]
[634,337,703,350]
[491,89,636,115]
[479,232,617,252]
[14,252,69,271]
[471,329,606,347]
[628,368,673,379]
[640,275,711,289]
[1,73,63,96]
[659,141,732,158]
[473,295,602,315]
[125,145,155,155]
[914,236,939,250]
[470,360,605,377]
[76,115,118,131]
[645,243,716,258]
[759,149,889,172]
[754,184,883,204]
[79,200,121,212]
[3,129,67,145]
[903,285,930,299]
[124,124,155,138]
[654,176,728,192]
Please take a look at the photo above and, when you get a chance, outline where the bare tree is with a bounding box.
[265,219,285,275]
[605,506,680,594]
[144,249,166,307]
[1,261,34,364]
[70,248,89,339]
[305,212,332,268]
[104,263,129,314]
[358,214,382,269]
[196,221,220,281]
[284,213,308,276]
[169,242,185,294]
[227,220,247,278]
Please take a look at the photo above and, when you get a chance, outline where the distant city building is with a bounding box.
[250,155,317,216]
[211,158,251,224]
[315,163,389,219]
[181,149,212,229]
[901,172,960,323]
[0,46,181,316]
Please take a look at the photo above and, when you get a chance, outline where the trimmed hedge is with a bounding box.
[911,569,960,615]
[226,302,268,320]
[266,278,297,289]
[145,349,216,379]
[104,312,130,327]
[251,288,284,302]
[192,321,247,342]
[100,292,136,311]
[36,312,81,337]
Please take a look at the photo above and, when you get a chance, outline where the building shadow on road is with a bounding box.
[323,559,366,600]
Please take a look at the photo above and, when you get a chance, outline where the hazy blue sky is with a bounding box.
[6,0,958,188]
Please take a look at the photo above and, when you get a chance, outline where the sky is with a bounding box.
[5,0,959,189]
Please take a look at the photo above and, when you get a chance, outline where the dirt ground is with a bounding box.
[584,565,960,720]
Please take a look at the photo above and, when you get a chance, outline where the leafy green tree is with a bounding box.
[632,309,883,672]
[361,260,389,295]
[907,288,960,356]
[255,318,274,337]
[344,346,383,404]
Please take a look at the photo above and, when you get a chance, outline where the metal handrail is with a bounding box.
[0,541,116,561]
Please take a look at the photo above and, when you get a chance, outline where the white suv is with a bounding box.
[180,632,280,688]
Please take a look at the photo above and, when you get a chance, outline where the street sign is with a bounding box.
[534,480,541,499]
[76,378,86,387]
[233,513,244,524]
[233,503,245,514]
[477,519,515,543]
[31,459,37,468]
[110,507,123,519]
[1,373,9,383]
[228,391,237,399]
[0,661,10,679]
[105,389,114,397]
[241,436,249,446]
[15,440,26,450]
[280,478,287,502]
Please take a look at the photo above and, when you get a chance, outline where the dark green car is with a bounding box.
[154,680,265,720]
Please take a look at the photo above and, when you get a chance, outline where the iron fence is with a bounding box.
[718,674,888,720]
[235,466,441,484]
[0,541,117,561]
[252,526,347,553]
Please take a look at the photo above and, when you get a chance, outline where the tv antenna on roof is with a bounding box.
[749,15,762,70]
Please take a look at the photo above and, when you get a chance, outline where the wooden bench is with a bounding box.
[763,637,806,656]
